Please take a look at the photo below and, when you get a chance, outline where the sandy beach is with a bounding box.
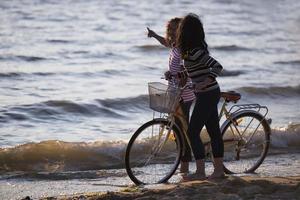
[39,175,300,200]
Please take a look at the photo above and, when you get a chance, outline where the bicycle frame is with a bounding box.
[126,82,272,185]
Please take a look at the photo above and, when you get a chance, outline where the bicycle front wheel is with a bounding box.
[125,118,183,185]
[221,111,271,174]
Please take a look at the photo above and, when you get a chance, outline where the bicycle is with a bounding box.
[125,81,272,185]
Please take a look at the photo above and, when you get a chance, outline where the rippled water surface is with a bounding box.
[1,0,299,146]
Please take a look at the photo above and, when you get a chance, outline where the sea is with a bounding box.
[0,0,299,199]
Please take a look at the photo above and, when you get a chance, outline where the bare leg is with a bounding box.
[195,159,206,177]
[180,161,189,174]
[209,157,225,179]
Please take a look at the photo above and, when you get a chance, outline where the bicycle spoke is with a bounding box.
[125,119,182,184]
[222,112,270,174]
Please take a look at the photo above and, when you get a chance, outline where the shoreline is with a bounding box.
[40,175,300,200]
[2,152,299,199]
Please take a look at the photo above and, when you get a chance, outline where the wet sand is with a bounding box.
[40,175,300,200]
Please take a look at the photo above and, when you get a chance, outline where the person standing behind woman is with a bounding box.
[147,18,195,174]
[176,13,224,180]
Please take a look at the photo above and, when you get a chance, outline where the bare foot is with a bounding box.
[208,171,226,180]
[181,173,207,182]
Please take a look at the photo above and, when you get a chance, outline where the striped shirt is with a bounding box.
[179,48,223,92]
[169,47,195,102]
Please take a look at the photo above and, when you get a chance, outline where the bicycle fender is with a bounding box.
[152,118,168,123]
[220,110,270,134]
[152,118,183,132]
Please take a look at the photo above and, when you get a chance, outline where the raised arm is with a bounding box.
[147,27,169,47]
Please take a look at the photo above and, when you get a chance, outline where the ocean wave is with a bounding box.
[135,44,167,51]
[72,50,90,54]
[16,55,47,62]
[0,70,126,79]
[274,60,300,65]
[0,140,127,172]
[33,72,56,76]
[0,55,48,62]
[43,100,98,115]
[43,95,148,115]
[43,100,126,118]
[0,72,23,78]
[39,100,122,117]
[0,72,56,78]
[2,112,28,121]
[1,123,299,173]
[0,139,178,173]
[46,39,72,44]
[237,85,300,96]
[270,123,300,148]
[0,96,149,123]
[212,45,252,51]
[96,95,148,112]
[94,69,128,77]
[221,69,245,76]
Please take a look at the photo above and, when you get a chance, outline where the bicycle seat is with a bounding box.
[221,91,241,103]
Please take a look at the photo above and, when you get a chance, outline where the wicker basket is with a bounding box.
[148,82,181,113]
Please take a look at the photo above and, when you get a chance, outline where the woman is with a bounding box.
[176,13,224,180]
[147,18,195,174]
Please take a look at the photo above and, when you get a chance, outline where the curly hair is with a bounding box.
[176,13,209,58]
[165,17,182,47]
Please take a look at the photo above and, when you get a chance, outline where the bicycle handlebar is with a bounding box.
[164,74,193,90]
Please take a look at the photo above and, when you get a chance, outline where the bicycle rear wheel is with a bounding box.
[221,111,271,174]
[125,118,183,185]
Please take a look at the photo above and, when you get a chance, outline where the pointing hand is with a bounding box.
[147,27,156,38]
